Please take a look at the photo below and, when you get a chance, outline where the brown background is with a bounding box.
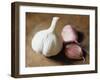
[26,13,89,67]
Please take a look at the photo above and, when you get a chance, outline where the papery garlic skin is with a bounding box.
[32,17,63,57]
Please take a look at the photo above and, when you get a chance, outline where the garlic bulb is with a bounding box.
[32,17,63,57]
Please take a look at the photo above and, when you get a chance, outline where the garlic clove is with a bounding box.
[64,43,84,60]
[43,33,62,57]
[32,30,46,54]
[61,24,78,43]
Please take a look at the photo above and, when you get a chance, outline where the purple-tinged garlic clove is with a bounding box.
[64,43,84,60]
[61,25,78,43]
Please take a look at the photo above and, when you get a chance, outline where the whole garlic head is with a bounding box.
[32,17,63,57]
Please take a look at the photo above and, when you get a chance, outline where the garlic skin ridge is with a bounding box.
[31,17,63,57]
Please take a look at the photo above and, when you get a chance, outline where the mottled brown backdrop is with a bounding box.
[26,13,89,67]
